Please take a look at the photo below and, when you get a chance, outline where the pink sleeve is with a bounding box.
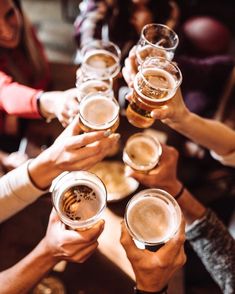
[0,71,41,118]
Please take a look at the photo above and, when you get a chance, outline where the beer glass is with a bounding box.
[123,133,162,172]
[125,188,181,251]
[79,92,120,132]
[76,75,113,101]
[126,57,182,128]
[81,40,121,79]
[51,171,107,230]
[136,23,179,64]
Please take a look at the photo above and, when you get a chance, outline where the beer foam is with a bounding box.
[57,180,104,221]
[84,49,119,69]
[125,136,160,170]
[78,80,109,94]
[80,95,119,129]
[127,196,177,243]
[134,68,176,102]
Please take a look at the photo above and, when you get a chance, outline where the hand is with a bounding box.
[1,151,28,171]
[39,89,80,127]
[150,88,190,126]
[125,144,182,196]
[120,218,186,292]
[42,209,104,263]
[122,46,138,88]
[28,116,121,189]
[47,116,120,172]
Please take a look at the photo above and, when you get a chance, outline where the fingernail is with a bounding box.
[104,130,112,137]
[111,133,121,140]
[150,111,155,118]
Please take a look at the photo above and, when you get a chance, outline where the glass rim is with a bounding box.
[123,133,162,171]
[81,39,121,59]
[79,92,120,129]
[124,188,181,245]
[136,56,182,101]
[141,23,179,51]
[51,171,107,229]
[75,77,113,92]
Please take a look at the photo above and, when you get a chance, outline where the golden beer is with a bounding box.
[126,57,182,128]
[123,133,162,172]
[79,92,120,132]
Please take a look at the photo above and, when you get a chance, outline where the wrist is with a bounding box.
[37,91,56,123]
[134,285,168,294]
[28,148,60,190]
[167,108,191,130]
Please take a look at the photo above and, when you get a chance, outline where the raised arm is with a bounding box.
[0,116,120,222]
[0,209,104,294]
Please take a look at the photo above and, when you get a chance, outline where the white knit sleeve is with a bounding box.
[0,161,47,223]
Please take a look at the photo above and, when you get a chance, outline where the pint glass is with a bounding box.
[136,23,179,64]
[123,133,162,172]
[51,171,107,230]
[126,57,182,128]
[125,188,181,251]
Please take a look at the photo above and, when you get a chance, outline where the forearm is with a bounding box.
[0,239,56,294]
[168,112,235,156]
[0,162,45,222]
[186,209,235,294]
[28,148,60,190]
[177,188,206,226]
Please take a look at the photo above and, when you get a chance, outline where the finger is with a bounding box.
[122,67,134,88]
[151,107,171,120]
[71,241,99,263]
[78,219,105,242]
[125,90,133,101]
[120,221,142,257]
[156,216,185,260]
[48,208,61,224]
[66,130,113,150]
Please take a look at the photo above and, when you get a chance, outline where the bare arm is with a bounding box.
[0,210,104,294]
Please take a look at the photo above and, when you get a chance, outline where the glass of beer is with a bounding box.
[125,188,181,251]
[81,40,121,79]
[136,23,179,64]
[123,133,162,172]
[51,171,107,230]
[79,92,120,132]
[76,75,113,101]
[126,56,182,128]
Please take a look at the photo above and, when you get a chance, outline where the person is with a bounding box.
[122,49,235,167]
[125,144,235,294]
[0,115,120,222]
[120,217,186,294]
[74,0,180,62]
[0,0,80,170]
[0,210,105,294]
[0,116,120,294]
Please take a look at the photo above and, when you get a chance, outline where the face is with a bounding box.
[0,0,23,48]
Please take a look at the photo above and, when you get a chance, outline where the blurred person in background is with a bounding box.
[0,0,80,172]
[74,0,180,63]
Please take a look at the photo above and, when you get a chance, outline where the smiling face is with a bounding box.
[0,0,23,48]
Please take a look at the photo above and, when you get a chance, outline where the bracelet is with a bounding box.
[134,285,168,294]
[36,91,53,123]
[174,184,185,200]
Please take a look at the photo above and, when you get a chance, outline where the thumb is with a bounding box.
[48,208,61,224]
[120,221,139,254]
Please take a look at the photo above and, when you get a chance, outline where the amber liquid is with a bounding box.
[126,68,176,128]
[60,185,102,221]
